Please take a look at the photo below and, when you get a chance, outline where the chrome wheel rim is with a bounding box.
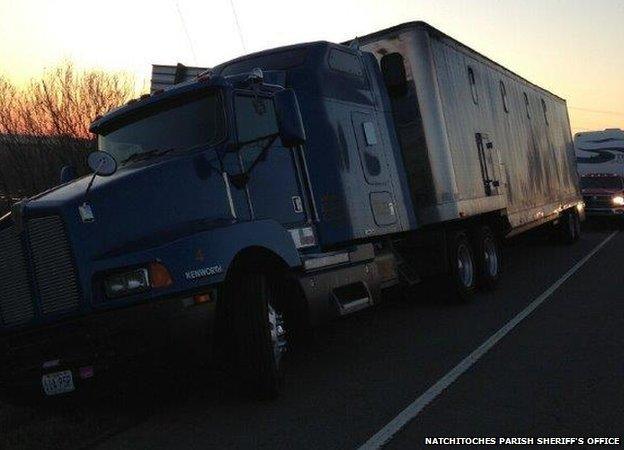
[267,303,287,366]
[483,237,499,277]
[457,243,474,288]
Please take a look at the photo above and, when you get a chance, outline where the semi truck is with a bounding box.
[575,129,624,217]
[0,22,583,399]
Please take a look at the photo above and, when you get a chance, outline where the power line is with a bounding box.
[229,0,247,52]
[568,106,624,117]
[174,0,198,64]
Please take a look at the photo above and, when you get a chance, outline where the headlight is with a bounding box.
[612,195,624,206]
[104,268,150,298]
[103,263,172,299]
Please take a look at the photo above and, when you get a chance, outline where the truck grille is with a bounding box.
[28,216,80,315]
[0,225,35,325]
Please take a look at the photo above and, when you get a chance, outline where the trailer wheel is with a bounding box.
[559,208,581,244]
[447,231,477,301]
[227,270,287,400]
[472,225,501,290]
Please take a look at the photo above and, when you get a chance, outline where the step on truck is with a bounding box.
[0,22,583,399]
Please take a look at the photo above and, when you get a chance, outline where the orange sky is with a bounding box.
[1,0,623,134]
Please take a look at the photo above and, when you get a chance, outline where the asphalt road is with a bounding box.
[1,222,622,449]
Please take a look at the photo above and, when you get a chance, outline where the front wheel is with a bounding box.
[227,271,287,399]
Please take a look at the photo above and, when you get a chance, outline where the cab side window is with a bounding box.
[328,48,364,78]
[234,94,278,144]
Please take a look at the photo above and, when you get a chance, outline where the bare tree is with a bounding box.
[22,61,138,139]
[0,62,142,210]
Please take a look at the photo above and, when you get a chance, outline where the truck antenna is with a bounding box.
[229,0,247,52]
[174,0,198,64]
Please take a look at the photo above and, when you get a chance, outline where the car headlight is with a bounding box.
[612,195,624,206]
[104,268,150,298]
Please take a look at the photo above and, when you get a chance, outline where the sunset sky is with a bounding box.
[1,0,622,134]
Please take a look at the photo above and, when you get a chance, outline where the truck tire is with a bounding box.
[559,208,581,244]
[472,225,501,290]
[228,270,287,400]
[447,231,477,301]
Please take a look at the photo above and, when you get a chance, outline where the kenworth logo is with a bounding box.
[185,265,223,280]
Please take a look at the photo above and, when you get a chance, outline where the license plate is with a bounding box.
[42,370,75,396]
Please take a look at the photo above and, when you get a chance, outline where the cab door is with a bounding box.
[234,93,309,228]
[352,111,397,227]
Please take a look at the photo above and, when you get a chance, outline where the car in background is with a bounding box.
[580,173,624,217]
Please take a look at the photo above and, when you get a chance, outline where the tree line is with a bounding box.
[0,62,141,213]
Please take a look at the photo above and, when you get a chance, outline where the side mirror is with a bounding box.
[274,89,306,148]
[87,151,117,176]
[59,165,77,184]
[380,53,407,97]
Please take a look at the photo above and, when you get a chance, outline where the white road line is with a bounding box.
[359,231,618,449]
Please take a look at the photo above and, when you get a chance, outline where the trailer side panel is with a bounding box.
[357,22,581,232]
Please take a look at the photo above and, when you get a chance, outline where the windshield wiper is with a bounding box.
[228,133,278,152]
[120,139,225,165]
[228,134,278,189]
[121,147,175,165]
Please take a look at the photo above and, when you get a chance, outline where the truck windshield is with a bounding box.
[98,91,225,164]
[580,176,623,190]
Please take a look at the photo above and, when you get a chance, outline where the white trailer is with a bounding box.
[354,22,581,235]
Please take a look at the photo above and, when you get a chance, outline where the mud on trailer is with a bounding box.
[0,22,583,399]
